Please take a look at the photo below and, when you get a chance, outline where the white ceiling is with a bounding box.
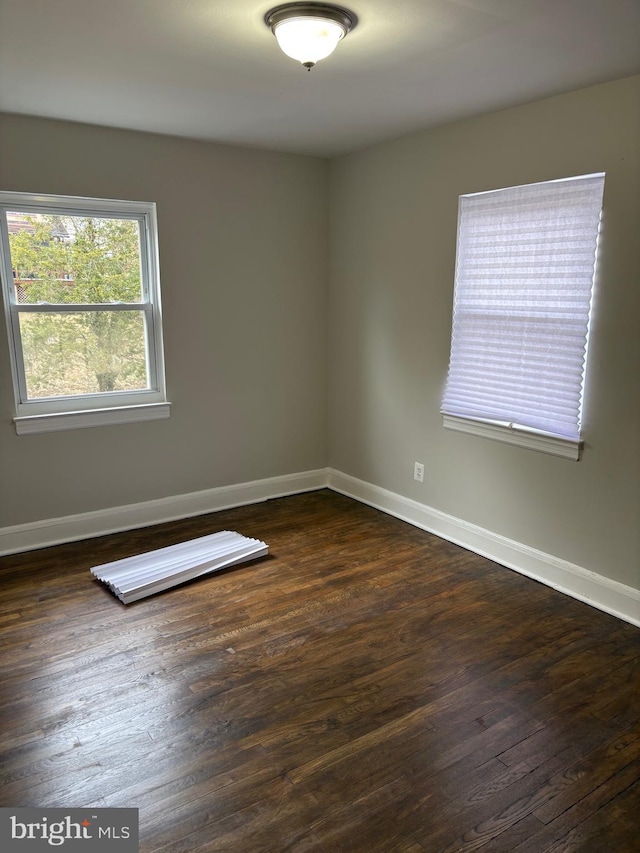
[1,0,638,157]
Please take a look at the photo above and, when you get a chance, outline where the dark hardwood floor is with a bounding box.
[1,490,639,852]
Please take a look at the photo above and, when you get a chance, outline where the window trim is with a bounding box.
[0,191,169,433]
[13,402,171,435]
[443,414,581,461]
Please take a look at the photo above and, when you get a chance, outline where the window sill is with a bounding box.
[442,414,581,461]
[14,402,171,435]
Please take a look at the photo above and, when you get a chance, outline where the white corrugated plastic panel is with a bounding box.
[91,530,268,604]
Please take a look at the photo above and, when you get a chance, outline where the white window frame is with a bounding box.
[441,173,605,461]
[0,191,170,434]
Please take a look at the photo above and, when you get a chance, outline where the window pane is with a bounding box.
[19,311,149,399]
[442,174,604,440]
[7,212,143,304]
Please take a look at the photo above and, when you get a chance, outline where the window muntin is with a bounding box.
[0,192,168,428]
[441,173,605,457]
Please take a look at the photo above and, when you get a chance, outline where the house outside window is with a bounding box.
[0,192,170,434]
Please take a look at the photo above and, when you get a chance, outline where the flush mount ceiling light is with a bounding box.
[265,3,357,69]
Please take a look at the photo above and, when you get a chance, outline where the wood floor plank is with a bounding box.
[539,779,640,853]
[1,490,638,852]
[510,758,640,852]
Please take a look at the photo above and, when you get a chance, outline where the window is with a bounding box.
[0,192,169,434]
[441,173,605,460]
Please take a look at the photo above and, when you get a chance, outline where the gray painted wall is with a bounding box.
[1,78,638,595]
[328,76,640,590]
[0,115,329,526]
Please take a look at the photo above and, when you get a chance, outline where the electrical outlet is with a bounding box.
[414,462,424,483]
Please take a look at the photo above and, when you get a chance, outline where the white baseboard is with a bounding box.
[2,466,638,628]
[0,469,328,556]
[326,469,640,628]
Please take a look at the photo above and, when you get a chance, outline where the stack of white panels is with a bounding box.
[91,530,268,604]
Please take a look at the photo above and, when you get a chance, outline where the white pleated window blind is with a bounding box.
[441,173,605,455]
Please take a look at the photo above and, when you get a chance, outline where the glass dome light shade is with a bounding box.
[265,4,356,68]
[273,16,346,65]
